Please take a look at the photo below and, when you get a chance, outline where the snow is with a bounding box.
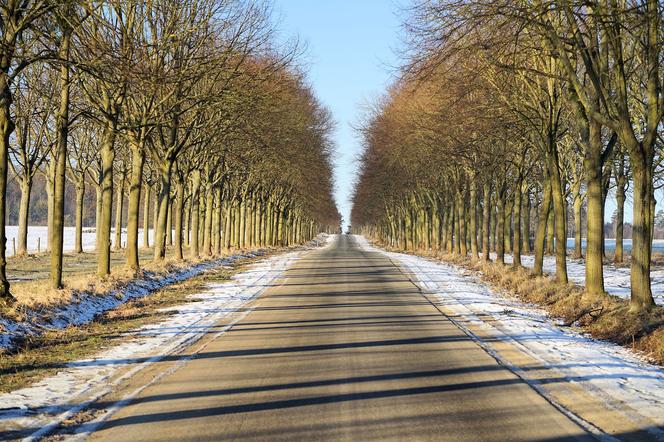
[0,252,246,352]
[0,235,335,439]
[355,236,664,435]
[4,225,156,257]
[489,253,664,306]
[0,235,333,352]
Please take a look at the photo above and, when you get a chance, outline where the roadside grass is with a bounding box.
[384,245,664,366]
[0,256,261,393]
[7,247,157,283]
[2,247,247,317]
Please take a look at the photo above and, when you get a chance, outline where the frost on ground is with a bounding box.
[1,252,251,352]
[0,235,335,439]
[489,252,664,306]
[0,235,333,352]
[356,236,664,432]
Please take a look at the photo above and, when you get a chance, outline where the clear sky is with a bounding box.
[275,0,403,228]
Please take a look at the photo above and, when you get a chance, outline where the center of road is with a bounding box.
[86,235,592,441]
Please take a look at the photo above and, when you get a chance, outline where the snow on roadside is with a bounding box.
[0,235,336,439]
[355,236,664,431]
[0,235,333,352]
[490,252,664,306]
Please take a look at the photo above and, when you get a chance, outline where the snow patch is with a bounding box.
[489,252,664,306]
[0,234,335,352]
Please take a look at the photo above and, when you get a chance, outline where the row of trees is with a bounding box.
[1,0,340,302]
[351,0,663,313]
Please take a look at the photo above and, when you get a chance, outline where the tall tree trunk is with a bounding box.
[17,175,32,256]
[630,162,655,311]
[166,197,173,247]
[50,28,72,289]
[496,186,505,264]
[183,195,190,248]
[189,169,201,258]
[0,75,14,300]
[174,175,184,260]
[469,178,479,261]
[458,191,467,256]
[46,160,55,252]
[572,193,583,260]
[481,182,491,261]
[114,171,125,251]
[548,154,568,284]
[534,176,552,276]
[98,126,116,276]
[74,179,85,253]
[126,146,144,271]
[95,182,102,250]
[546,205,554,254]
[214,185,222,254]
[522,185,531,254]
[142,182,150,248]
[152,183,159,247]
[153,159,173,260]
[583,121,604,294]
[614,179,626,263]
[513,178,522,267]
[203,182,214,255]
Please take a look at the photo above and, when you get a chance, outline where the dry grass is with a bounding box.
[467,259,664,365]
[0,252,271,392]
[382,244,664,366]
[1,246,271,320]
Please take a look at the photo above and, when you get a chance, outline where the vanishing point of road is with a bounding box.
[88,235,593,441]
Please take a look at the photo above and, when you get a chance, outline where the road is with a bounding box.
[88,235,593,441]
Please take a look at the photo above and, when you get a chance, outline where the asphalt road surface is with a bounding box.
[88,235,593,441]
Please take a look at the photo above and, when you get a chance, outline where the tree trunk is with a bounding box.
[614,182,626,263]
[153,159,173,260]
[114,171,125,251]
[74,179,85,253]
[46,160,55,252]
[174,175,184,260]
[49,31,71,288]
[630,163,655,311]
[183,195,190,248]
[0,75,14,300]
[17,175,32,256]
[95,182,102,250]
[522,186,531,254]
[534,176,552,276]
[126,146,144,271]
[546,205,554,255]
[469,178,479,261]
[97,126,116,276]
[548,153,568,284]
[496,186,505,264]
[458,191,467,256]
[583,121,604,294]
[166,197,173,247]
[143,182,150,248]
[203,183,214,255]
[572,194,583,260]
[482,182,491,261]
[189,169,201,258]
[214,185,222,254]
[513,178,522,267]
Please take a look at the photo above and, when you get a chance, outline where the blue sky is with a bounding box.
[275,0,404,227]
[273,2,638,226]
